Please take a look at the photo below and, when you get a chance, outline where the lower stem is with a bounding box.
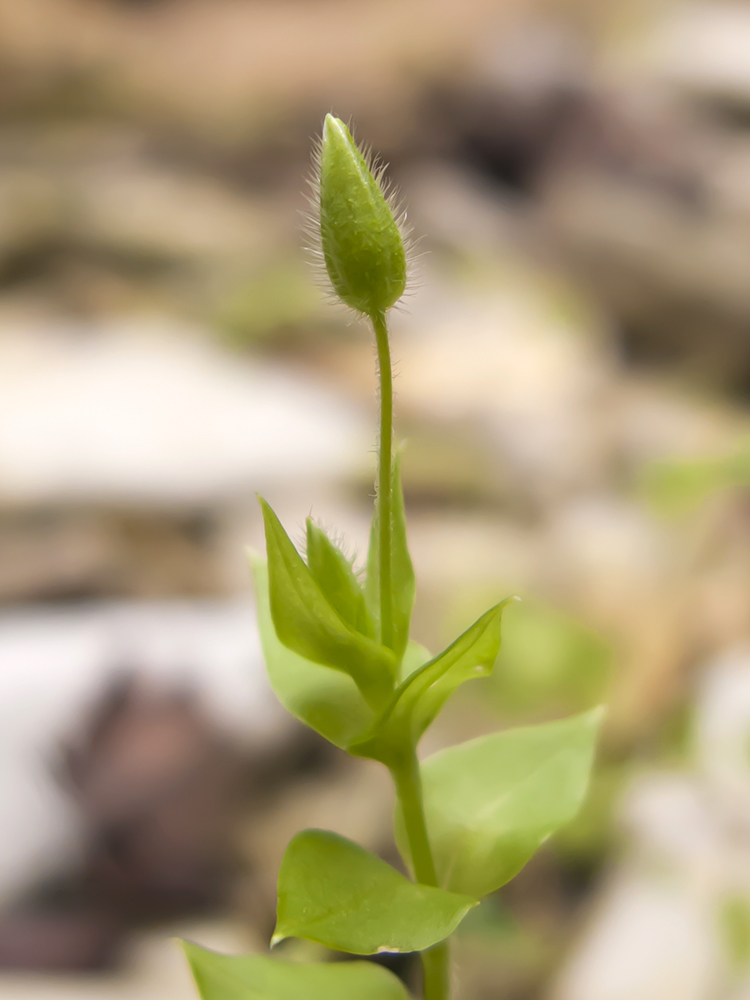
[372,310,394,651]
[422,942,451,1000]
[392,752,450,1000]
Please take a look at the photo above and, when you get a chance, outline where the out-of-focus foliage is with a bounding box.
[479,599,613,719]
[643,444,750,517]
[218,260,321,348]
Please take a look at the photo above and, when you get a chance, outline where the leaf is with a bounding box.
[396,709,603,898]
[182,942,409,1000]
[487,599,611,717]
[259,498,396,709]
[251,555,374,748]
[305,519,374,639]
[350,599,514,766]
[365,453,415,662]
[273,829,476,955]
[398,638,431,684]
[389,453,416,662]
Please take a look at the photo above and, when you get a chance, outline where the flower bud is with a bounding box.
[316,114,407,317]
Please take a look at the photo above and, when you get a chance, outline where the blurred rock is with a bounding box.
[0,317,368,601]
[549,643,750,1000]
[0,919,255,1000]
[0,0,518,139]
[0,317,366,506]
[644,3,750,112]
[0,672,248,971]
[0,599,288,907]
[392,286,615,509]
[237,756,395,935]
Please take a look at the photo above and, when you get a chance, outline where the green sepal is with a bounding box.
[305,519,374,639]
[396,709,603,897]
[259,497,396,710]
[273,829,477,955]
[365,452,415,662]
[181,942,410,1000]
[251,555,374,748]
[318,114,407,316]
[350,599,514,766]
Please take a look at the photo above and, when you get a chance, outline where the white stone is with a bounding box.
[0,317,368,505]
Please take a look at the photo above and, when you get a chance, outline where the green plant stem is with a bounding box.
[374,312,450,999]
[372,309,394,650]
[392,751,450,1000]
[422,942,451,1000]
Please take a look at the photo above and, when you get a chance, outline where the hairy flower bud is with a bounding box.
[314,114,407,317]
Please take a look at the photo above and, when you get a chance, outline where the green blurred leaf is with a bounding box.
[397,709,602,897]
[218,259,320,348]
[720,895,750,970]
[273,829,477,954]
[251,556,373,748]
[365,453,415,662]
[485,599,611,717]
[305,519,374,639]
[259,498,396,709]
[350,600,513,766]
[182,942,409,1000]
[642,443,750,518]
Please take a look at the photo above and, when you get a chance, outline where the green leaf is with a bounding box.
[273,829,476,954]
[259,497,396,709]
[251,555,374,748]
[486,598,612,717]
[398,638,431,684]
[305,519,374,639]
[182,942,409,1000]
[390,453,416,663]
[365,453,415,663]
[397,709,603,897]
[350,599,514,766]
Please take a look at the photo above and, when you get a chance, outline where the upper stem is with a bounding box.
[372,310,394,650]
[375,312,450,1000]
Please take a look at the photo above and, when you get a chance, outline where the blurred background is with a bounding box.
[4,0,750,998]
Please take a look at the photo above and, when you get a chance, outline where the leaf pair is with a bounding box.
[261,711,600,955]
[251,555,431,750]
[183,943,409,1000]
[253,457,420,745]
[259,498,396,710]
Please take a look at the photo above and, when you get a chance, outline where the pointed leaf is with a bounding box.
[274,829,476,955]
[306,519,374,638]
[260,498,396,709]
[351,599,514,766]
[396,709,603,897]
[365,454,415,662]
[390,453,416,662]
[365,500,380,630]
[251,555,374,748]
[182,942,409,1000]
